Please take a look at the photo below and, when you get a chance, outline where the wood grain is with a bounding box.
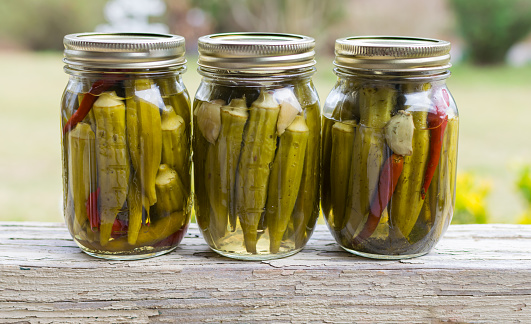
[1,222,530,323]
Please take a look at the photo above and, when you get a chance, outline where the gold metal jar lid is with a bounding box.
[334,36,451,73]
[63,33,186,69]
[197,32,316,73]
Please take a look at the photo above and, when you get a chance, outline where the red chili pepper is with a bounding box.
[62,80,113,135]
[86,187,100,231]
[111,218,129,239]
[353,153,404,245]
[421,88,450,199]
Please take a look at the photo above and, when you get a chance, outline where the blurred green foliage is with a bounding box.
[515,167,531,224]
[452,172,491,224]
[0,0,106,51]
[450,0,531,65]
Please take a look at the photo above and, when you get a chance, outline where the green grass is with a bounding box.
[1,52,530,223]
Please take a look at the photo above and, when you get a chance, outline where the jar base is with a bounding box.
[340,246,429,260]
[77,243,178,261]
[210,247,304,261]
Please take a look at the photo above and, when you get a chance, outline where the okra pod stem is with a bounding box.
[156,77,191,136]
[266,115,309,253]
[92,92,130,246]
[156,164,187,216]
[235,90,280,253]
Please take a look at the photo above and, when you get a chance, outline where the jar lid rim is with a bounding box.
[334,36,451,72]
[197,32,316,73]
[63,32,186,69]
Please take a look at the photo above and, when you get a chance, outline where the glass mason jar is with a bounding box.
[61,33,192,260]
[193,33,321,260]
[322,36,458,259]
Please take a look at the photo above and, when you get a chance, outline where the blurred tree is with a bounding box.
[450,0,531,65]
[187,0,346,52]
[0,0,106,51]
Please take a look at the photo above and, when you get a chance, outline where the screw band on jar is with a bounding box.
[63,33,186,69]
[334,36,451,74]
[197,32,316,74]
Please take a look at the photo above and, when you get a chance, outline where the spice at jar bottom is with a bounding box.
[61,33,192,260]
[322,36,459,259]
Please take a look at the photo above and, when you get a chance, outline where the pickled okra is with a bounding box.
[92,91,130,246]
[291,83,321,248]
[328,120,356,231]
[155,164,187,216]
[266,115,309,253]
[235,90,280,253]
[161,107,187,187]
[344,86,397,236]
[390,84,430,239]
[205,98,249,237]
[126,79,163,207]
[67,122,96,233]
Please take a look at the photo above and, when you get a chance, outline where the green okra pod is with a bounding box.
[93,92,130,246]
[266,115,309,253]
[161,106,188,191]
[291,99,321,246]
[192,101,213,234]
[430,117,459,239]
[235,90,280,253]
[223,98,249,232]
[390,84,430,239]
[320,117,335,217]
[156,164,187,216]
[345,85,396,236]
[127,176,147,245]
[156,77,191,136]
[205,98,249,238]
[67,122,96,232]
[329,120,357,232]
[126,79,163,207]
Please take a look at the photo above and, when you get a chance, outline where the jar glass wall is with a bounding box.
[322,36,459,259]
[61,33,192,260]
[193,33,321,260]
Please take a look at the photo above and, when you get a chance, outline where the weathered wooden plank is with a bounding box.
[0,222,530,323]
